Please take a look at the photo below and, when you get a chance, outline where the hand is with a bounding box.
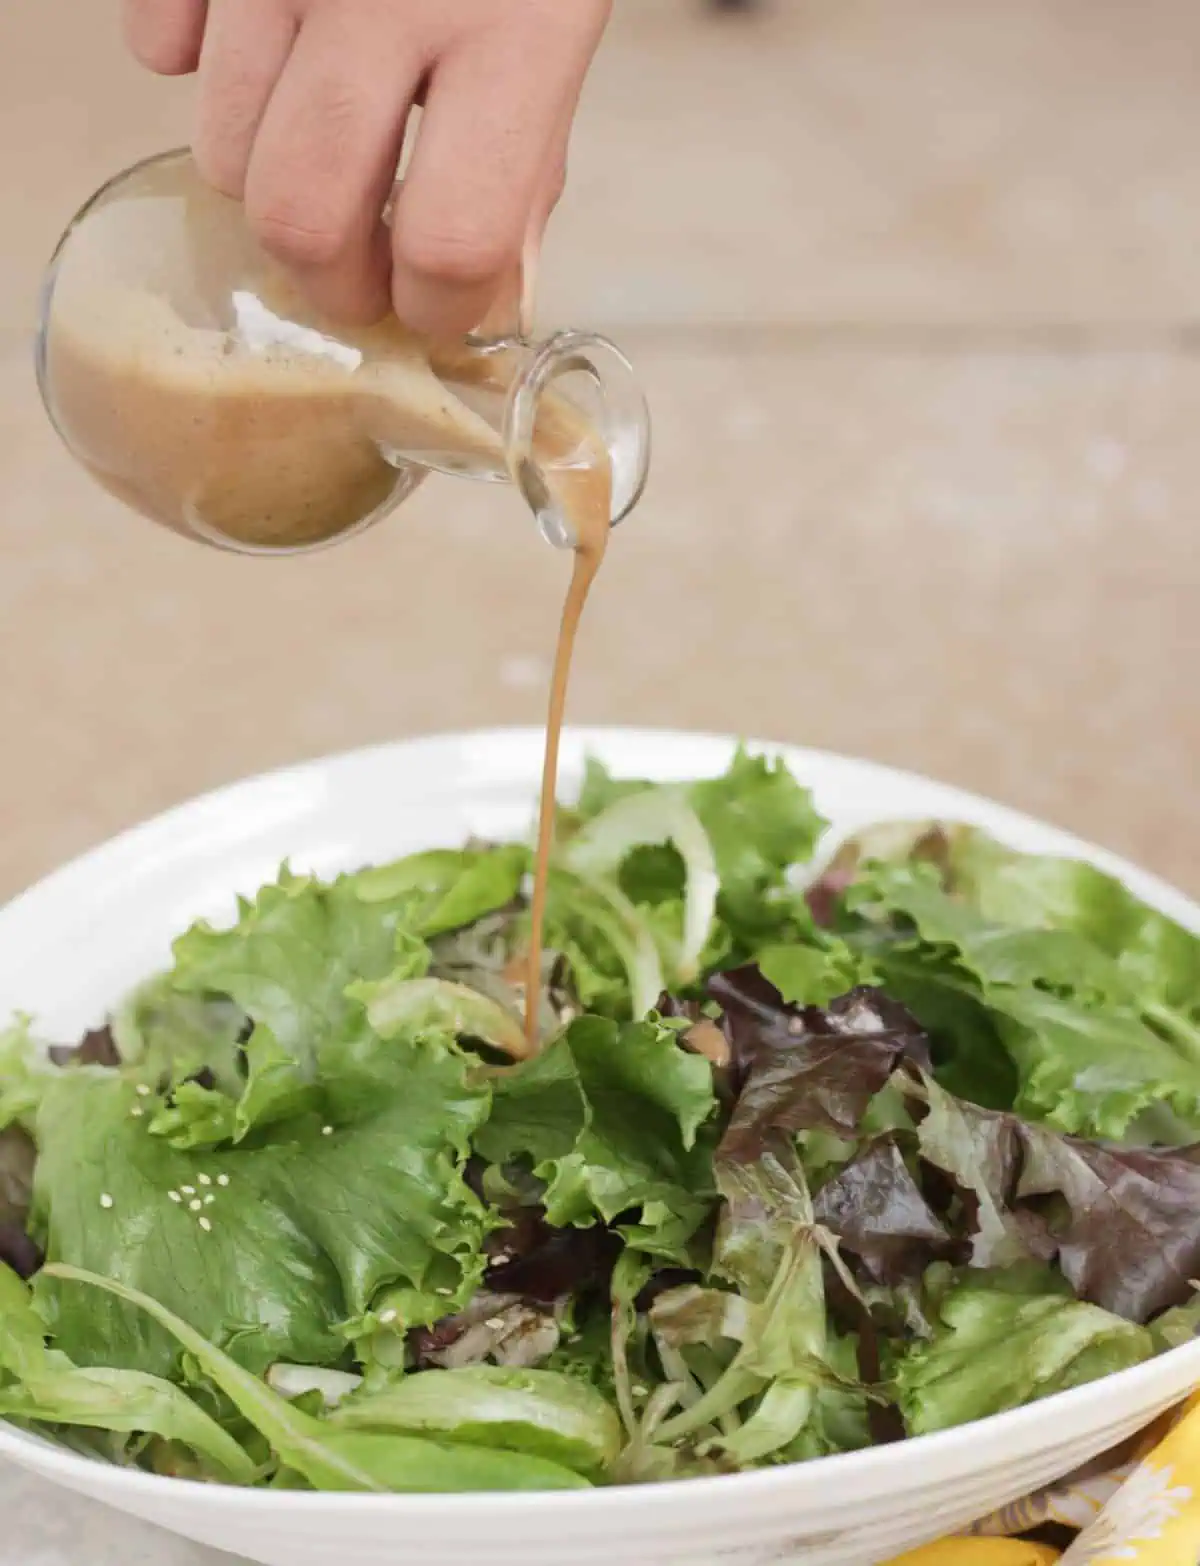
[123,0,612,335]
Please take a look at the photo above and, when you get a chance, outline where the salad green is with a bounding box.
[2,750,1199,1491]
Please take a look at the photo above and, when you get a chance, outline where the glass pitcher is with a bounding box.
[35,150,650,555]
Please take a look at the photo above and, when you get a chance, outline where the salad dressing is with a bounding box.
[524,455,612,1052]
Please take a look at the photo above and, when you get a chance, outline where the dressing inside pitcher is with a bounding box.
[37,150,648,555]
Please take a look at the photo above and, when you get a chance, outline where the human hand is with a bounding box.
[123,0,612,335]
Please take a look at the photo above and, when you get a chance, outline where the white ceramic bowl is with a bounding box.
[2,728,1198,1566]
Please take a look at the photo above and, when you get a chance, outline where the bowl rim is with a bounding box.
[3,724,1198,1518]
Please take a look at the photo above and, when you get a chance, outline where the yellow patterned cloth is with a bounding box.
[889,1394,1200,1565]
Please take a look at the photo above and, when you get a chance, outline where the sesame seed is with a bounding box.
[216,1174,230,1187]
[99,1193,114,1209]
[204,1194,215,1206]
[198,1217,213,1233]
[198,1174,212,1187]
[180,1185,195,1196]
[379,1309,398,1325]
[135,1084,151,1098]
[485,1317,505,1330]
[321,1125,334,1136]
[491,1252,512,1266]
[434,1287,453,1297]
[632,1384,648,1397]
[130,1106,144,1118]
[168,1190,182,1203]
[189,1199,203,1212]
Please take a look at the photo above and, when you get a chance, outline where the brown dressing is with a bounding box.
[523,457,612,1052]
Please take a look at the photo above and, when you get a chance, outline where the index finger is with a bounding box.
[124,0,208,74]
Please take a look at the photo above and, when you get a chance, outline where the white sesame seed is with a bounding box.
[99,1193,114,1210]
[198,1217,213,1232]
[216,1174,230,1187]
[378,1309,398,1325]
[189,1199,203,1212]
[203,1193,215,1206]
[198,1174,212,1186]
[632,1384,648,1397]
[485,1317,505,1330]
[130,1106,144,1118]
[167,1190,182,1203]
[491,1251,512,1266]
[135,1084,151,1098]
[321,1125,334,1136]
[180,1185,195,1196]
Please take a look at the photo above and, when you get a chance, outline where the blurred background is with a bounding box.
[1,0,1198,919]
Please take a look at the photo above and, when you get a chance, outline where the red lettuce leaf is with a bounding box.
[707,969,930,1159]
[812,1136,956,1286]
[911,1079,1200,1323]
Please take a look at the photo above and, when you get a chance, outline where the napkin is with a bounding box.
[889,1394,1200,1565]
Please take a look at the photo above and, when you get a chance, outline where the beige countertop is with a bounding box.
[1,2,1198,1562]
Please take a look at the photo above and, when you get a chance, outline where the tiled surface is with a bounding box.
[2,2,1199,1563]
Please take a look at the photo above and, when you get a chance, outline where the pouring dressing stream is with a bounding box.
[36,149,648,1047]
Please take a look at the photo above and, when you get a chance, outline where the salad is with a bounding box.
[2,750,1200,1493]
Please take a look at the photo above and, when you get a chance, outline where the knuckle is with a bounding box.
[247,201,347,269]
[396,224,514,289]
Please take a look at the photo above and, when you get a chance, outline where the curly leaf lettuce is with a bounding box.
[851,860,1200,1138]
[894,1264,1153,1436]
[476,1016,717,1259]
[33,1022,491,1377]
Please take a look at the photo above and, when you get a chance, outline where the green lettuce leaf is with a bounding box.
[46,1266,587,1492]
[648,1143,834,1464]
[852,860,1200,1138]
[894,1264,1153,1436]
[349,975,529,1059]
[348,845,527,939]
[756,939,877,1009]
[111,979,246,1093]
[329,1364,621,1476]
[0,1022,55,1131]
[943,826,1200,1019]
[169,868,423,1067]
[0,1263,257,1482]
[33,1021,491,1378]
[476,1016,717,1258]
[778,1329,872,1461]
